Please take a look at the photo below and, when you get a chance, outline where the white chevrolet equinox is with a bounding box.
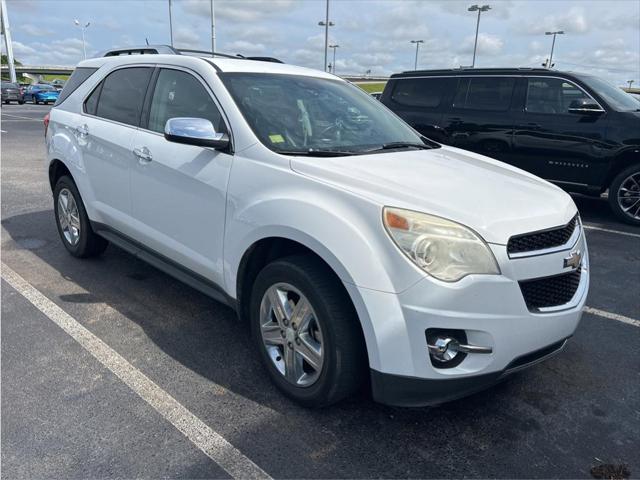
[46,46,589,407]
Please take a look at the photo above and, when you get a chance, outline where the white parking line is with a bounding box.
[585,306,640,328]
[0,113,43,122]
[583,225,640,238]
[1,263,271,480]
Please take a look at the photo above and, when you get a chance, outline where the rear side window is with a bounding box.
[452,77,515,111]
[147,68,226,134]
[91,67,153,126]
[390,78,449,108]
[55,67,98,106]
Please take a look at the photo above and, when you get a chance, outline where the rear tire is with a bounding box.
[18,100,24,105]
[53,175,108,258]
[608,163,640,226]
[250,254,367,407]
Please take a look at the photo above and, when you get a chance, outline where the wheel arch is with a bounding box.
[605,148,640,187]
[48,158,73,191]
[234,233,379,369]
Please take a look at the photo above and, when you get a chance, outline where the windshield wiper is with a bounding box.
[372,141,433,151]
[278,148,358,157]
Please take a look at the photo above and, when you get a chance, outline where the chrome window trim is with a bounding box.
[390,74,607,113]
[79,61,234,151]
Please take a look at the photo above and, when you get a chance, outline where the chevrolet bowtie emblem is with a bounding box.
[563,250,582,269]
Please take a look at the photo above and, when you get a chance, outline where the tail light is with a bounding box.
[19,87,24,95]
[44,112,50,137]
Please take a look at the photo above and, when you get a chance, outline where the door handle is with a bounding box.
[133,146,153,163]
[75,124,89,137]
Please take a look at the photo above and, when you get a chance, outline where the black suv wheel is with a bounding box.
[609,164,640,225]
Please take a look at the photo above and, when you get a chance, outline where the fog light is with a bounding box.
[428,337,461,362]
[426,329,493,369]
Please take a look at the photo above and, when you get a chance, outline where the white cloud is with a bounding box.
[181,0,297,22]
[524,7,589,35]
[173,27,204,49]
[19,24,53,37]
[459,33,504,55]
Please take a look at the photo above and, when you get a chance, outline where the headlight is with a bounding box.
[383,207,500,282]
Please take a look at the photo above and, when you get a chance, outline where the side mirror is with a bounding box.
[164,117,230,150]
[568,99,604,115]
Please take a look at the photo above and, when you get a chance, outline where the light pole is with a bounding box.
[410,40,423,70]
[74,19,90,60]
[329,44,339,74]
[210,0,216,53]
[168,0,174,47]
[1,0,17,82]
[628,80,635,89]
[468,4,490,68]
[318,0,334,72]
[545,30,564,69]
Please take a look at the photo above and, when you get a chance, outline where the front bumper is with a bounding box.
[359,230,589,406]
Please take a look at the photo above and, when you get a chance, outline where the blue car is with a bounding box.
[25,84,60,104]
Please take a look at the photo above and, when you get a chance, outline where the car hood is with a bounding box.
[290,145,577,245]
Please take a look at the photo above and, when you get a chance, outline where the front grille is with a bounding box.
[519,267,582,311]
[507,215,578,255]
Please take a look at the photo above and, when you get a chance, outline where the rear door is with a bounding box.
[80,66,153,233]
[128,66,233,285]
[382,76,450,143]
[510,76,609,185]
[441,76,517,161]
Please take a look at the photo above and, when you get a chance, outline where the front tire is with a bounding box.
[250,255,367,407]
[608,163,640,225]
[53,175,108,257]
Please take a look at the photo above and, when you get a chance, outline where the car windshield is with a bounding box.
[579,75,640,111]
[2,82,18,88]
[37,85,55,91]
[220,73,427,155]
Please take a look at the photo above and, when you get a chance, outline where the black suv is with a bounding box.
[381,68,640,225]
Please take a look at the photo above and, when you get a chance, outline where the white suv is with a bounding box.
[46,47,589,407]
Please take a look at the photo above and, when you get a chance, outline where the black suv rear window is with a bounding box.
[390,78,449,108]
[55,67,98,106]
[452,77,515,111]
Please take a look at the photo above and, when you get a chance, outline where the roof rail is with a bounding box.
[101,45,180,56]
[100,45,284,63]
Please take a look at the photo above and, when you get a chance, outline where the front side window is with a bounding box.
[220,73,425,154]
[578,75,638,111]
[147,68,226,134]
[525,78,595,114]
[94,67,152,126]
[452,77,515,111]
[390,78,448,108]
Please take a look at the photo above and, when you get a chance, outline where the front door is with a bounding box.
[511,76,610,186]
[129,67,232,285]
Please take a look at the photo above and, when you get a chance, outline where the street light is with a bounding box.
[168,0,174,47]
[468,4,490,68]
[318,0,334,72]
[544,30,564,69]
[628,80,635,89]
[329,44,339,74]
[74,19,90,60]
[410,40,424,70]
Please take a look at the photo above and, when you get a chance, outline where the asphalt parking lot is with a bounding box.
[1,103,639,478]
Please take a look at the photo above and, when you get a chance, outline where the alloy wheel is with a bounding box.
[259,283,324,387]
[617,172,640,221]
[57,188,81,245]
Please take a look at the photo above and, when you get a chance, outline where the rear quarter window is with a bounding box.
[54,67,98,106]
[390,78,449,108]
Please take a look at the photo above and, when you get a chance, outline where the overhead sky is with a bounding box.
[2,0,639,86]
